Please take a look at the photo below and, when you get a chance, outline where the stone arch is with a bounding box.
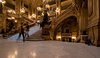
[54,16,79,41]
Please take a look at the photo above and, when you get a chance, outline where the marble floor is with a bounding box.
[0,40,100,58]
[7,24,41,41]
[0,25,100,58]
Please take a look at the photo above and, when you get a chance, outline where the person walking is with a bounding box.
[17,25,25,42]
[25,22,30,38]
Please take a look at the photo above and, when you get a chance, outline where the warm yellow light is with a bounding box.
[0,0,6,4]
[42,12,44,16]
[47,12,50,16]
[15,20,17,23]
[7,10,12,13]
[20,8,25,13]
[11,17,15,19]
[31,52,36,57]
[2,0,6,4]
[56,35,61,40]
[46,4,50,9]
[8,17,12,20]
[12,10,16,14]
[55,7,60,14]
[28,15,32,19]
[32,13,36,18]
[7,9,16,14]
[0,0,2,2]
[37,7,42,11]
[72,36,76,40]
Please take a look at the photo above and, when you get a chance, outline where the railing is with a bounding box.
[54,4,74,28]
[56,4,73,20]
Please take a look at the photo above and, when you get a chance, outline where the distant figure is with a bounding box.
[85,38,93,45]
[40,10,49,28]
[17,25,25,42]
[69,38,72,42]
[25,23,30,38]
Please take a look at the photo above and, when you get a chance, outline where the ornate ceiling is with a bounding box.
[4,0,72,10]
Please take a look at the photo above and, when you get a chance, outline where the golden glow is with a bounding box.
[8,17,12,20]
[11,17,15,19]
[32,13,36,18]
[7,10,12,13]
[55,7,60,14]
[47,12,50,16]
[7,10,16,14]
[56,32,62,40]
[15,20,17,23]
[28,15,32,19]
[45,4,50,9]
[56,36,61,39]
[0,0,6,4]
[8,50,18,58]
[37,7,42,11]
[31,52,36,58]
[20,8,25,13]
[42,12,44,16]
[71,36,76,40]
[43,0,46,2]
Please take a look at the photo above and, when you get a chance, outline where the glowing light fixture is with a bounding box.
[0,0,6,4]
[15,20,17,23]
[37,7,42,11]
[72,36,76,40]
[20,8,25,13]
[32,13,36,18]
[8,17,12,20]
[7,9,16,14]
[0,0,2,2]
[11,17,15,19]
[7,9,12,13]
[28,15,32,19]
[45,4,50,9]
[55,7,60,14]
[42,12,44,16]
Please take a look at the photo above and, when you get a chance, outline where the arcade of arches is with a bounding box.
[0,0,100,46]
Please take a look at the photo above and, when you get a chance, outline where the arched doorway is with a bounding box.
[54,16,79,42]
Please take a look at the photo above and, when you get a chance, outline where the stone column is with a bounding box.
[96,0,100,46]
[15,0,21,30]
[1,2,6,33]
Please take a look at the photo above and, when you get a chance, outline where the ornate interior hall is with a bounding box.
[0,0,100,58]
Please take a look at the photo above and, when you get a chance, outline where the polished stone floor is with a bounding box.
[0,25,100,58]
[8,24,42,41]
[0,40,100,58]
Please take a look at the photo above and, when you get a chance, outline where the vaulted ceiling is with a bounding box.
[4,0,72,10]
